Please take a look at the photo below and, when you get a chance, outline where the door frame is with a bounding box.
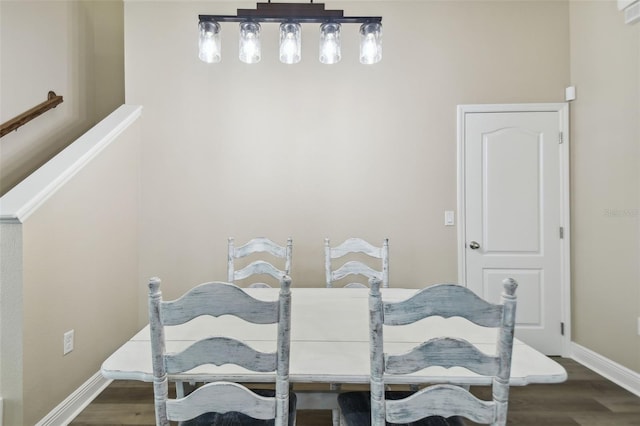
[456,103,571,356]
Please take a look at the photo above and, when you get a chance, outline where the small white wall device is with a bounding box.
[618,0,640,25]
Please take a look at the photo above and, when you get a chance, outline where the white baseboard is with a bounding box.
[35,371,112,426]
[570,342,640,397]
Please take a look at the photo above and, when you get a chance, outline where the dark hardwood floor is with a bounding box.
[71,358,640,425]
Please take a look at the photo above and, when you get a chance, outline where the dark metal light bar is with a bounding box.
[199,2,382,24]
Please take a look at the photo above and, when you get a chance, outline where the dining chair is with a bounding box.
[323,237,389,425]
[324,237,389,288]
[148,275,296,426]
[338,277,518,426]
[228,237,293,288]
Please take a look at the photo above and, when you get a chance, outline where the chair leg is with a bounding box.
[332,408,341,426]
[338,407,347,426]
[175,380,185,398]
[330,383,341,426]
[175,380,199,398]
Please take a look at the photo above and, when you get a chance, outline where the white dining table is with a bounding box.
[101,287,567,388]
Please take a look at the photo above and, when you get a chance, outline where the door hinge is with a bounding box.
[559,227,564,239]
[559,132,564,144]
[560,322,565,336]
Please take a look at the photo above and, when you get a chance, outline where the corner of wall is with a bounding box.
[0,222,24,425]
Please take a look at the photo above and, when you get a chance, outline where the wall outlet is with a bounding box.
[637,317,640,336]
[63,330,74,355]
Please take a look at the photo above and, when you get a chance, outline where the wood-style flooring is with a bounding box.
[71,358,640,425]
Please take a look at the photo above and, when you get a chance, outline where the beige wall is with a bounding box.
[0,0,125,196]
[569,2,640,371]
[125,0,570,320]
[25,121,140,425]
[127,0,640,373]
[0,113,142,424]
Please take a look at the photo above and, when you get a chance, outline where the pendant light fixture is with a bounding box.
[239,22,261,63]
[198,20,221,63]
[359,22,382,65]
[319,22,341,64]
[279,22,302,64]
[198,2,382,65]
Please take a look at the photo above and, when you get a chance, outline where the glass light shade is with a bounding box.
[359,22,382,64]
[239,22,261,64]
[319,23,341,64]
[279,22,301,64]
[199,20,221,63]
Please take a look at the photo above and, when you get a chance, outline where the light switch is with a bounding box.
[565,86,576,101]
[444,210,455,226]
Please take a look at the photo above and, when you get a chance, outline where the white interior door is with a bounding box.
[458,104,570,355]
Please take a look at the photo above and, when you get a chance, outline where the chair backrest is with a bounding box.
[324,238,389,288]
[148,276,292,426]
[368,277,518,426]
[228,237,293,288]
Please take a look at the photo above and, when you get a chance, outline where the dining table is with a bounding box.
[101,287,568,411]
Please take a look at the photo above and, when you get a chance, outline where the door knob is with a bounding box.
[469,241,480,250]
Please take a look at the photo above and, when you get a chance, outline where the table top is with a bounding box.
[101,287,567,386]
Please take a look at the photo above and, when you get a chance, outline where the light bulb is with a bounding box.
[319,23,341,64]
[239,22,261,64]
[359,22,382,64]
[279,22,301,64]
[199,20,221,63]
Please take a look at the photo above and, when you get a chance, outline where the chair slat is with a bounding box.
[160,282,279,325]
[330,237,384,258]
[235,237,289,258]
[166,381,276,421]
[383,283,503,327]
[385,337,500,376]
[165,336,276,374]
[385,385,496,424]
[235,260,285,281]
[332,261,382,282]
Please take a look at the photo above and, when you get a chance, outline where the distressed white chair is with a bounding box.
[324,238,389,288]
[148,276,296,426]
[228,237,293,288]
[324,238,389,425]
[338,277,518,426]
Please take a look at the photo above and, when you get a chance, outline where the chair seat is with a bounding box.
[182,390,297,426]
[338,391,466,426]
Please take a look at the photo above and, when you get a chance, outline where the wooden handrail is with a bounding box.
[0,91,64,138]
